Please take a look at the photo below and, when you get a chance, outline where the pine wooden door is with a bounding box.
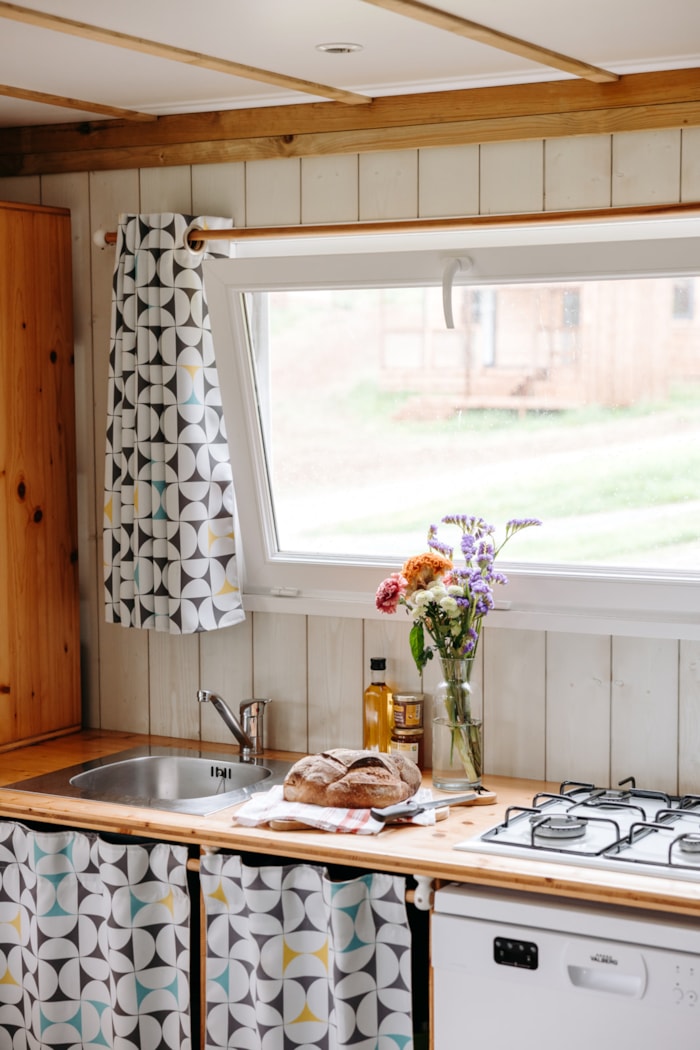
[0,200,80,749]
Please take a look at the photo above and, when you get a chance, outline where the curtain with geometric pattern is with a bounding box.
[0,822,191,1050]
[200,854,414,1050]
[103,212,245,634]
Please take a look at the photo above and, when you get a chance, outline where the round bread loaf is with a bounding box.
[283,748,421,809]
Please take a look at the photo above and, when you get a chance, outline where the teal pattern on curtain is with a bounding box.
[200,854,413,1050]
[0,822,191,1049]
[104,212,245,634]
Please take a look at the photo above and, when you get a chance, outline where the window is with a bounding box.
[673,279,695,320]
[205,217,700,636]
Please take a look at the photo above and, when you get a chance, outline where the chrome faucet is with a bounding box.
[197,689,271,759]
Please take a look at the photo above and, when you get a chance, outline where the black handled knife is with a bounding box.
[370,793,476,822]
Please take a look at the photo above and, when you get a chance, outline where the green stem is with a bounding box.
[439,659,481,782]
[449,722,480,782]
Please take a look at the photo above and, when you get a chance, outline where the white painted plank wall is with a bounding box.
[2,127,700,793]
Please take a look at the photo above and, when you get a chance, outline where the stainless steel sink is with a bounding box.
[4,746,293,816]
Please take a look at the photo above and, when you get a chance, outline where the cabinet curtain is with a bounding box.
[0,822,191,1050]
[200,854,414,1050]
[103,212,245,635]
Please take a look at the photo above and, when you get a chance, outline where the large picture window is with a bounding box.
[205,217,700,636]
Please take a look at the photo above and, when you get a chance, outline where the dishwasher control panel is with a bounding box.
[494,936,539,970]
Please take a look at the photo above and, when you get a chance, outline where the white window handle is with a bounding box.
[442,256,472,329]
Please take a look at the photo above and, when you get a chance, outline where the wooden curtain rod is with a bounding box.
[93,201,700,249]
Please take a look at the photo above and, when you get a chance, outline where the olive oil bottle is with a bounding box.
[363,657,393,752]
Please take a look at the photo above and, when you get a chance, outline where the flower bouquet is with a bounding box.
[375,514,541,788]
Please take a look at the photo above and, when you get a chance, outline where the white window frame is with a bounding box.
[204,216,700,639]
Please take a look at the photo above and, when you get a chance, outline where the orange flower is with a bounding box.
[401,551,452,594]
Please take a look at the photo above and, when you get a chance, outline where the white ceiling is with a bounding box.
[0,0,698,129]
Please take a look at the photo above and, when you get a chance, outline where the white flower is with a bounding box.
[430,582,448,599]
[439,596,459,616]
[446,584,463,596]
[411,589,432,608]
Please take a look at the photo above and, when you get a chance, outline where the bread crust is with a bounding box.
[283,748,421,808]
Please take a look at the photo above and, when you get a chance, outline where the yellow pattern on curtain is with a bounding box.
[200,854,414,1050]
[0,822,191,1048]
[103,212,245,634]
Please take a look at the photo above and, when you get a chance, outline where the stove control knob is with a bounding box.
[673,986,684,1004]
[686,990,697,1005]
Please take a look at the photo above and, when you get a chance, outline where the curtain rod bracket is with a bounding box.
[92,228,109,249]
[411,875,434,910]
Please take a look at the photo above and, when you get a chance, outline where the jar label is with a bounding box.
[393,699,423,727]
[390,740,420,764]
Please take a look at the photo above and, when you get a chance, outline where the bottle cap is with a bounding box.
[370,657,386,670]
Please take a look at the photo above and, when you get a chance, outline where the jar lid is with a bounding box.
[370,658,386,669]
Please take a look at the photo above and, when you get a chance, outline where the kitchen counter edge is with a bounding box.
[1,730,699,918]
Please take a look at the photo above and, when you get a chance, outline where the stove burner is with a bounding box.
[678,834,700,855]
[595,789,632,803]
[532,814,588,840]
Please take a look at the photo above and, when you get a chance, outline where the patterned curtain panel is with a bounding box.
[0,822,191,1050]
[104,212,245,634]
[200,854,414,1050]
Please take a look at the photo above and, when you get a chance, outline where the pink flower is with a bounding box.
[375,573,407,614]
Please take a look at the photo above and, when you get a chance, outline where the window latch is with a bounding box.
[442,256,472,329]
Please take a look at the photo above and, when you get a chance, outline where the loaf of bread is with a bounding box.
[283,748,421,809]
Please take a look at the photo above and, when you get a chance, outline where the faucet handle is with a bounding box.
[239,698,271,756]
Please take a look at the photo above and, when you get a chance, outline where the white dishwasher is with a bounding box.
[432,883,700,1050]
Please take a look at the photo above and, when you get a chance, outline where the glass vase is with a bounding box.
[431,657,482,791]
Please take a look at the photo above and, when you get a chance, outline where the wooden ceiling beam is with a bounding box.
[0,69,697,177]
[0,83,156,121]
[360,0,619,83]
[3,100,698,178]
[0,1,371,106]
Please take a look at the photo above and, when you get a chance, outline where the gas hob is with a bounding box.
[455,779,700,882]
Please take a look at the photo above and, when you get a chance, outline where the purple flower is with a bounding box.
[461,534,477,558]
[506,517,542,530]
[429,537,454,558]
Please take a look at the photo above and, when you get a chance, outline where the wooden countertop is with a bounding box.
[2,730,700,918]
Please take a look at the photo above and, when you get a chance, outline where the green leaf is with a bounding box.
[409,622,431,673]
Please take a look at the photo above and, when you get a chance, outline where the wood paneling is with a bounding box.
[679,640,700,794]
[149,631,200,739]
[245,158,301,227]
[612,129,682,206]
[681,127,700,201]
[359,149,419,220]
[301,155,359,224]
[545,633,611,786]
[0,200,80,748]
[418,144,479,218]
[484,628,547,779]
[611,637,679,795]
[253,612,308,753]
[308,616,363,753]
[480,140,544,213]
[5,123,700,791]
[544,135,612,210]
[198,617,254,746]
[191,162,246,226]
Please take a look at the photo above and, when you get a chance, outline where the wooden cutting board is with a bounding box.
[266,788,498,831]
